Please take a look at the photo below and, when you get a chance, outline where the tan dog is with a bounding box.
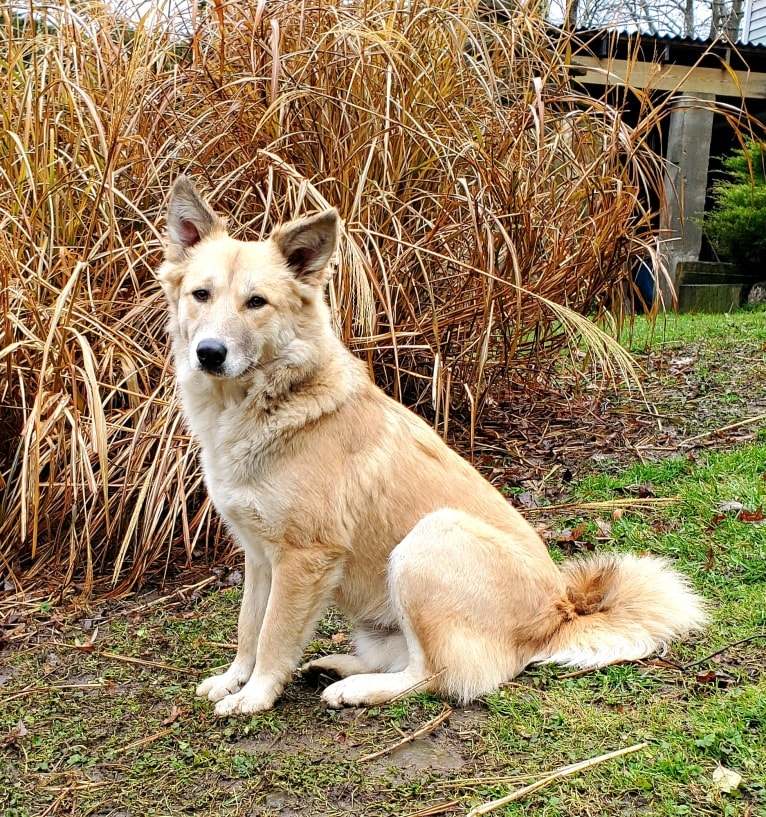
[158,177,707,716]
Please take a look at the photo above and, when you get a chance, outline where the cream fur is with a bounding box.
[157,177,708,716]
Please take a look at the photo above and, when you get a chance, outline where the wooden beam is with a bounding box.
[571,56,766,99]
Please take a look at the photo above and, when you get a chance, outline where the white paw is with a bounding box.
[196,665,252,702]
[213,687,277,716]
[302,653,369,679]
[321,677,366,709]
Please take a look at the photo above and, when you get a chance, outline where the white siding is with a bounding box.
[744,0,766,44]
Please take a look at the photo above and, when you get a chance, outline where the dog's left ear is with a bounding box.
[272,209,339,282]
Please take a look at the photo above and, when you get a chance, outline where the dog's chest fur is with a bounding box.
[175,348,369,544]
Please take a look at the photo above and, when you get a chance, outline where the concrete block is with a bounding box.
[677,284,744,313]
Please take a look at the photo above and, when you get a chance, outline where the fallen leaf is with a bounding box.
[556,522,586,543]
[331,632,347,645]
[163,705,186,725]
[516,491,541,509]
[703,546,715,571]
[695,669,737,689]
[225,569,243,586]
[716,501,745,515]
[712,763,742,794]
[594,517,612,540]
[669,355,696,374]
[619,482,655,498]
[73,628,98,652]
[1,721,27,750]
[706,513,726,532]
[739,507,765,524]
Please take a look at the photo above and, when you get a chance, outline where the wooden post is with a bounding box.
[660,93,715,305]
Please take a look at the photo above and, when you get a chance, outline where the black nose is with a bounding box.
[196,338,228,370]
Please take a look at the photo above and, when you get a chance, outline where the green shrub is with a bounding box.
[704,140,766,278]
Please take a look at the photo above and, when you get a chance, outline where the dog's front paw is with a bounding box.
[196,664,252,702]
[213,685,278,716]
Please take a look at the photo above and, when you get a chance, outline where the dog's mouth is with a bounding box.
[193,358,256,380]
[199,366,227,378]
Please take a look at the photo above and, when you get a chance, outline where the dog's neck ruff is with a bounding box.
[178,336,367,455]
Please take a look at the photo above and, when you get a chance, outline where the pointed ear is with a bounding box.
[271,209,339,281]
[165,176,226,259]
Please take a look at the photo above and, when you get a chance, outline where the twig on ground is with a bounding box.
[114,727,175,755]
[358,703,452,763]
[404,800,461,817]
[386,669,446,703]
[522,497,679,514]
[40,780,110,794]
[198,640,238,650]
[683,413,766,446]
[124,575,219,615]
[678,634,766,670]
[100,651,200,675]
[555,662,621,680]
[39,782,77,817]
[0,681,109,703]
[465,742,648,815]
[54,643,200,675]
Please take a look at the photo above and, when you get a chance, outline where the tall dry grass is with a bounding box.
[0,0,748,595]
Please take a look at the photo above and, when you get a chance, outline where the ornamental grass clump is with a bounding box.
[0,0,681,594]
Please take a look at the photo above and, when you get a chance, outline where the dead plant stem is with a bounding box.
[465,742,648,815]
[358,704,452,763]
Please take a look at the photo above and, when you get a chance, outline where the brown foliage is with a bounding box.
[0,0,737,595]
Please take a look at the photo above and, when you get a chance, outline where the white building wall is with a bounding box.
[744,0,766,44]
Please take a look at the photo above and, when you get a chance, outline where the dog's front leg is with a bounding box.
[196,549,271,702]
[213,548,341,716]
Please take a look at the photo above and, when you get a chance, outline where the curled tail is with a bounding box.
[533,553,708,668]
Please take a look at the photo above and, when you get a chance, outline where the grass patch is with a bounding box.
[2,311,765,815]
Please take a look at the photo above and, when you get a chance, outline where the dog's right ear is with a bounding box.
[165,176,226,261]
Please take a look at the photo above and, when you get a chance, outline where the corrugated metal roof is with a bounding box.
[577,26,766,51]
[573,27,766,73]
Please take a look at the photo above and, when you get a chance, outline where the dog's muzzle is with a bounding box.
[196,338,228,372]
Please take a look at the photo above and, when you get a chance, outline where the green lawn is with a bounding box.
[1,308,765,817]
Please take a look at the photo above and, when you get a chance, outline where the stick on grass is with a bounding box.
[465,742,648,815]
[358,704,452,763]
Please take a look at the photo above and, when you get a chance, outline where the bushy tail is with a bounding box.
[533,553,708,668]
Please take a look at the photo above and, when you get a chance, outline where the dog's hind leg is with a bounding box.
[303,626,408,682]
[322,508,551,708]
[320,595,441,708]
[197,549,271,702]
[302,653,370,679]
[320,631,434,708]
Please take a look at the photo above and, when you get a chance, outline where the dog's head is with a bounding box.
[157,177,339,380]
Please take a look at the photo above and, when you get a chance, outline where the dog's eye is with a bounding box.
[192,289,210,303]
[246,295,267,309]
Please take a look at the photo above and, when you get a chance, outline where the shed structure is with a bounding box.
[570,29,766,310]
